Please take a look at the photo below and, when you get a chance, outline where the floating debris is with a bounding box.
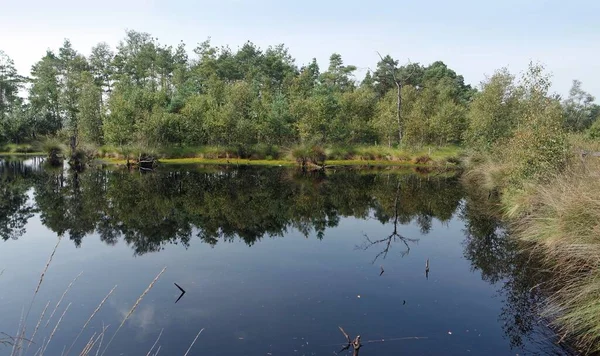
[174,282,186,303]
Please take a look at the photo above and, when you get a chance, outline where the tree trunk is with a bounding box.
[396,81,402,146]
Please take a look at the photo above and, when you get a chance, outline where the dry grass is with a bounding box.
[40,302,72,356]
[183,328,205,356]
[45,272,82,328]
[65,286,117,356]
[1,238,174,356]
[99,267,167,356]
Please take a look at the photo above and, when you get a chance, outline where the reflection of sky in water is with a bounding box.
[0,169,568,355]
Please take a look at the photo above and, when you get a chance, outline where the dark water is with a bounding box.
[0,158,570,355]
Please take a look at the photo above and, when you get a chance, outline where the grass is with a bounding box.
[508,153,600,353]
[95,144,464,168]
[464,135,600,353]
[0,143,45,156]
[2,238,203,356]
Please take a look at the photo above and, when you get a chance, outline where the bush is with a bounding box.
[587,119,600,140]
[291,145,326,167]
[503,126,569,184]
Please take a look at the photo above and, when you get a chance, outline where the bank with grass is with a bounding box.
[463,135,600,353]
[94,144,463,168]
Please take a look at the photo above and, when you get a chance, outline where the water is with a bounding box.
[0,158,570,355]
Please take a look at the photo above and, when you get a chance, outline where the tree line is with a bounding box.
[0,30,598,151]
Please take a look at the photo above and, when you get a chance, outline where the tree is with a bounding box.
[29,51,62,135]
[89,42,114,97]
[375,53,417,146]
[320,53,356,92]
[58,39,89,145]
[505,63,568,182]
[465,68,518,149]
[562,80,599,132]
[104,84,136,147]
[78,72,104,144]
[0,51,22,121]
[0,51,29,143]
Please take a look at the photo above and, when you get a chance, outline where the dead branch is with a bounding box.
[336,327,362,356]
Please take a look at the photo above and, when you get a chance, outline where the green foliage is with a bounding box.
[78,72,104,144]
[562,80,599,132]
[1,31,596,166]
[587,119,600,139]
[503,63,569,183]
[465,68,519,149]
[465,64,570,184]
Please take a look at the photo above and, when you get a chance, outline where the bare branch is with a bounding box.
[338,326,351,344]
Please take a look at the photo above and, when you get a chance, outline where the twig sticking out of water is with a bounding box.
[64,285,117,356]
[100,267,167,356]
[45,272,83,328]
[183,328,205,356]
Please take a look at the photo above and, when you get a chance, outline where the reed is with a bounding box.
[25,300,51,355]
[145,329,163,356]
[100,267,166,356]
[64,286,117,356]
[45,272,83,328]
[40,302,72,356]
[183,328,205,356]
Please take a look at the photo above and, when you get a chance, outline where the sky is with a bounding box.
[1,0,599,98]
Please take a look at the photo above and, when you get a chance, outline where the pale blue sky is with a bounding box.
[1,0,599,97]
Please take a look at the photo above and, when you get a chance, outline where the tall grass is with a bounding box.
[509,154,600,353]
[465,135,600,353]
[99,267,167,356]
[2,237,177,356]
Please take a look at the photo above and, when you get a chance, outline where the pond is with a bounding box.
[0,158,571,355]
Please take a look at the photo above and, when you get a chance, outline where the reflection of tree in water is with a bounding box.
[461,189,571,354]
[0,159,38,241]
[3,164,463,255]
[359,182,420,263]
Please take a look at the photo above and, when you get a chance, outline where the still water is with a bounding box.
[0,158,569,355]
